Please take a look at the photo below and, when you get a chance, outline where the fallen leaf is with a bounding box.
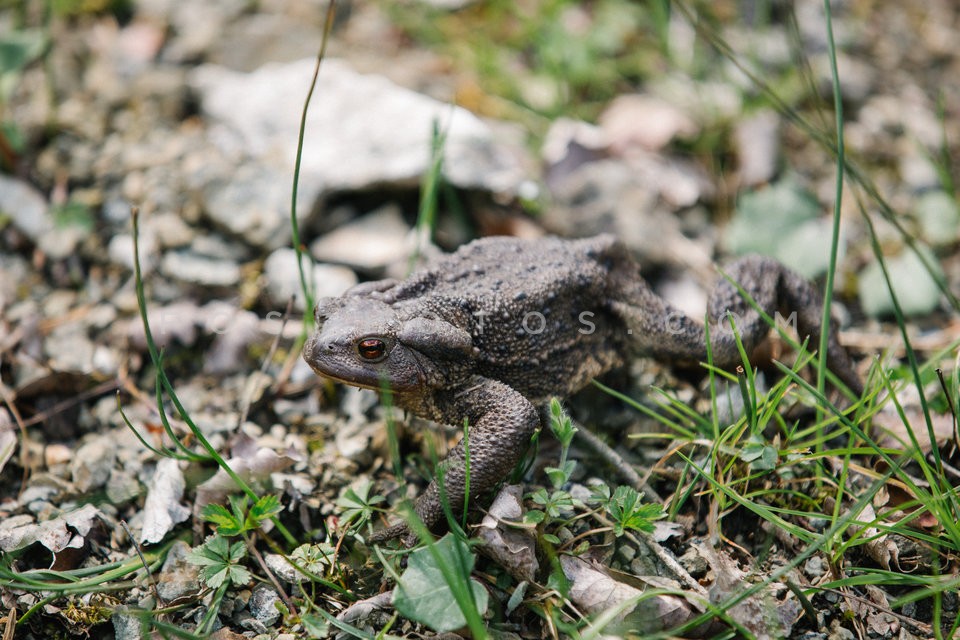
[560,555,699,634]
[337,591,394,629]
[0,504,102,560]
[698,543,801,640]
[846,503,899,571]
[476,485,539,582]
[140,458,191,544]
[873,405,955,453]
[0,410,16,477]
[393,533,488,633]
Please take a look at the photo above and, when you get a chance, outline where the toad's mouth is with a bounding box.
[303,340,422,395]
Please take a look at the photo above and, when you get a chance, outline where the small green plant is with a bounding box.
[187,535,252,634]
[0,27,47,167]
[288,542,338,577]
[524,399,580,533]
[544,397,578,487]
[335,480,386,533]
[595,485,664,537]
[200,494,283,538]
[185,495,282,633]
[525,399,665,549]
[188,535,252,591]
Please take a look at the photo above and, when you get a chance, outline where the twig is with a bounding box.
[0,379,30,498]
[820,586,933,637]
[120,520,165,608]
[245,533,298,618]
[571,418,662,502]
[19,378,120,428]
[2,605,16,640]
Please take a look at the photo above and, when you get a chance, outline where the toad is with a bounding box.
[303,234,861,542]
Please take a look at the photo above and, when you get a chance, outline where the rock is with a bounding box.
[156,540,201,603]
[899,153,940,192]
[149,211,196,249]
[309,204,414,271]
[726,175,841,278]
[814,53,876,104]
[858,246,944,318]
[0,175,87,260]
[201,162,292,250]
[734,110,780,187]
[248,585,281,626]
[189,58,528,245]
[0,174,49,242]
[72,436,117,492]
[112,607,143,640]
[126,301,201,350]
[598,94,699,153]
[541,117,608,190]
[542,157,712,271]
[201,302,261,374]
[915,190,960,246]
[263,247,358,312]
[265,552,303,584]
[106,469,142,505]
[44,444,72,467]
[0,253,31,312]
[44,324,96,374]
[160,249,242,287]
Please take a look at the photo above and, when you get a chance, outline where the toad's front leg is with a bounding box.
[368,376,539,544]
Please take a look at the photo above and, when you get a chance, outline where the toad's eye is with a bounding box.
[357,337,386,361]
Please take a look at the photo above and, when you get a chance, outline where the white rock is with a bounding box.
[734,110,780,187]
[309,205,414,270]
[72,437,117,492]
[189,58,528,247]
[599,94,699,152]
[0,174,49,240]
[160,249,241,287]
[263,247,358,312]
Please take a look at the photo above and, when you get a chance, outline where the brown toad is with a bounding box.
[303,234,861,542]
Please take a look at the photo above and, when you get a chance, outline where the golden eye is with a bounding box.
[357,338,386,361]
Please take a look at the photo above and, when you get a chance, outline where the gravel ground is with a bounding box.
[1,1,959,638]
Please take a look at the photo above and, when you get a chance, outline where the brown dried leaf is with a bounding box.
[476,485,539,582]
[560,555,699,634]
[698,543,801,640]
[847,503,899,571]
[0,411,16,476]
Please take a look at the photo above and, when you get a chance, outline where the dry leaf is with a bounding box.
[0,411,16,477]
[476,485,538,582]
[560,555,698,634]
[140,458,191,544]
[698,543,801,640]
[0,504,101,559]
[847,503,899,571]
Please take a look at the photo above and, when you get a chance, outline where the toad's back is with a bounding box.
[384,235,629,401]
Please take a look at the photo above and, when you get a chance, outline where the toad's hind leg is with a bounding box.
[611,255,862,395]
[709,256,862,395]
